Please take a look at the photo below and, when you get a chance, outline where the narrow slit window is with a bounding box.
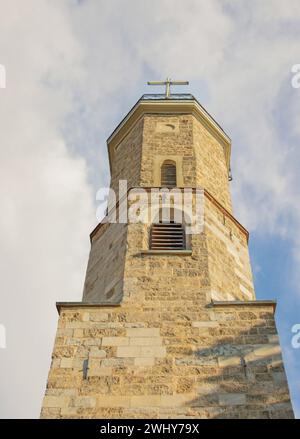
[150,222,186,251]
[161,161,177,187]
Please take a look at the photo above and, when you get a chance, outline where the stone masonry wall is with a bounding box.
[41,303,293,419]
[82,191,255,307]
[136,114,232,212]
[193,117,232,212]
[82,222,127,303]
[122,222,209,305]
[140,115,196,187]
[42,191,293,418]
[110,118,144,200]
[109,112,232,218]
[204,196,255,302]
[119,192,254,305]
[41,105,294,419]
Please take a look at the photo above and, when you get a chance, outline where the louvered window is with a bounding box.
[150,222,185,250]
[161,161,177,187]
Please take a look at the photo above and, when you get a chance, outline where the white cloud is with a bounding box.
[0,1,94,417]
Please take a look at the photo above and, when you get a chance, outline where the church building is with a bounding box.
[41,80,294,419]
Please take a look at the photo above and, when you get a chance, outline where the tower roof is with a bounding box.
[107,93,231,173]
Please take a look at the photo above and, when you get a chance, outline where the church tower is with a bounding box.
[41,81,294,419]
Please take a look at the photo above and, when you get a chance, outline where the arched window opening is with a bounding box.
[161,160,177,187]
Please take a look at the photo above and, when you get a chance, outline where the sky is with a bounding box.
[0,0,300,418]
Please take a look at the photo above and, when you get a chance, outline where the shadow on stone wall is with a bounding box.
[180,315,294,419]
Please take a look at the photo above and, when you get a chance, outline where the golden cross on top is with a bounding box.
[147,77,189,98]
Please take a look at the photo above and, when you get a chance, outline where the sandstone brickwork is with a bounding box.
[41,303,293,419]
[82,191,253,305]
[41,95,294,418]
[82,222,127,303]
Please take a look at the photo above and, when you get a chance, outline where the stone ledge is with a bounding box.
[90,188,249,243]
[56,302,121,315]
[140,249,192,256]
[210,299,277,313]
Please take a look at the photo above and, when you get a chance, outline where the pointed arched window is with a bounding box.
[161,160,177,187]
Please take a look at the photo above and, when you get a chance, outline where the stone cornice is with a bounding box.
[141,250,192,256]
[56,302,121,314]
[56,300,277,315]
[203,189,249,241]
[210,299,277,313]
[90,187,249,243]
[107,98,232,173]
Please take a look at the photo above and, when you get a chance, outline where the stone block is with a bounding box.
[89,347,107,358]
[97,396,130,408]
[73,329,84,338]
[88,366,112,377]
[219,393,246,406]
[102,337,129,346]
[192,321,218,328]
[134,357,155,366]
[72,397,96,408]
[140,346,166,358]
[129,337,162,346]
[60,358,73,368]
[82,312,90,322]
[161,394,195,407]
[60,407,78,416]
[43,396,70,408]
[131,395,161,408]
[126,328,160,337]
[218,356,241,368]
[268,335,279,343]
[273,372,287,382]
[245,344,281,361]
[89,312,109,322]
[117,346,141,357]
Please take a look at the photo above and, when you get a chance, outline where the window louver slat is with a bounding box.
[150,223,185,250]
[161,163,177,187]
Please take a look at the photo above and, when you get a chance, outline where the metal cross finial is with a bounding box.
[147,77,189,98]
